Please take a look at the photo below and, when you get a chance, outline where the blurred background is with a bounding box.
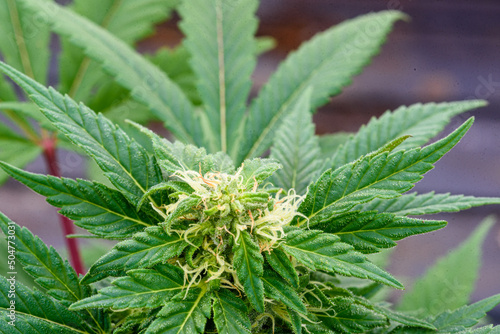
[1,0,499,323]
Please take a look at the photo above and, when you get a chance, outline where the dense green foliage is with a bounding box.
[0,0,499,333]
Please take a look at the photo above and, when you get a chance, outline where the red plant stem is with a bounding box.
[41,137,85,275]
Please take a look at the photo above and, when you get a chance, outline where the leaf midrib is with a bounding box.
[25,174,150,228]
[176,286,207,334]
[301,149,426,226]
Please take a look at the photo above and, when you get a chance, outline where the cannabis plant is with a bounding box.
[1,0,500,333]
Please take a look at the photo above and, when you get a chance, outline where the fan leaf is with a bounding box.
[397,217,495,317]
[0,0,51,84]
[236,11,405,162]
[0,277,91,334]
[233,230,265,312]
[356,192,500,216]
[318,211,446,253]
[82,226,193,284]
[146,286,211,334]
[71,264,184,310]
[179,0,258,153]
[212,289,251,334]
[330,100,486,170]
[18,0,202,145]
[269,88,321,195]
[282,228,403,288]
[0,162,152,239]
[297,118,473,227]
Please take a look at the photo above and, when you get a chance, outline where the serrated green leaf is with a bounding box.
[0,277,91,334]
[0,162,152,239]
[59,0,178,103]
[431,294,500,332]
[0,61,164,206]
[71,264,184,310]
[236,11,405,162]
[282,229,402,288]
[331,100,487,170]
[146,286,211,334]
[18,0,202,145]
[393,294,500,333]
[82,226,192,284]
[233,230,265,312]
[0,213,82,304]
[0,213,108,332]
[297,118,473,227]
[307,295,389,334]
[265,247,299,288]
[0,0,51,84]
[286,307,302,334]
[269,88,320,195]
[368,302,435,330]
[113,308,161,334]
[180,0,258,153]
[397,217,495,317]
[456,325,500,334]
[356,192,500,216]
[0,124,41,185]
[262,271,306,315]
[212,289,251,334]
[317,211,446,253]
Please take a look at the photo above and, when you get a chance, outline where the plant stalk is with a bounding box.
[41,135,85,275]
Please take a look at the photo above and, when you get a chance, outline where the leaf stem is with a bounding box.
[41,133,85,275]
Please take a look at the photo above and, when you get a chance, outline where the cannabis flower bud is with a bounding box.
[151,163,305,291]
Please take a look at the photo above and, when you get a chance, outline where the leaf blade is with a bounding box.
[298,118,474,227]
[213,289,251,334]
[397,217,495,317]
[356,192,500,216]
[71,264,184,310]
[180,0,258,153]
[318,211,446,253]
[282,229,402,288]
[330,100,487,170]
[269,88,321,194]
[0,162,152,239]
[82,226,191,284]
[146,287,211,334]
[18,0,202,145]
[233,231,265,312]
